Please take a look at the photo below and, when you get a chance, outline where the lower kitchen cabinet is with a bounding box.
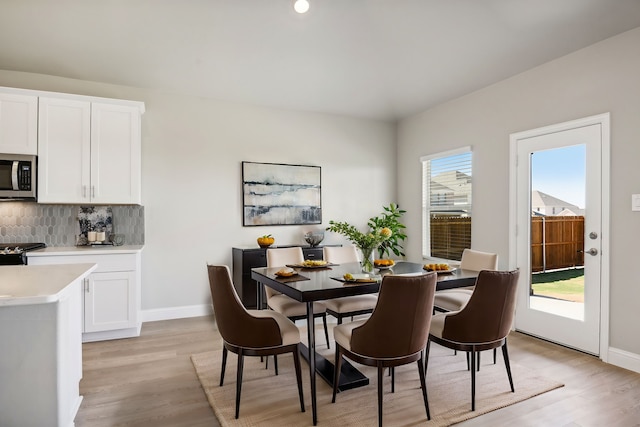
[27,248,142,342]
[84,270,136,333]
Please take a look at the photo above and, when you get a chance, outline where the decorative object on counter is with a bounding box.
[257,234,275,248]
[111,234,125,246]
[326,220,392,274]
[77,206,113,246]
[303,231,324,247]
[242,161,321,226]
[368,203,407,259]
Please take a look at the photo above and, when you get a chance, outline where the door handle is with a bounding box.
[578,248,598,256]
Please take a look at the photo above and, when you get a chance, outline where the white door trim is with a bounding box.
[508,113,610,361]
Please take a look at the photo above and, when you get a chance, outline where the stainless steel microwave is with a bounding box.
[0,154,37,200]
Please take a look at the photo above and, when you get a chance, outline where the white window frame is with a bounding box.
[421,146,472,260]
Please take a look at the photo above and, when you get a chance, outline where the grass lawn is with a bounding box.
[531,268,585,303]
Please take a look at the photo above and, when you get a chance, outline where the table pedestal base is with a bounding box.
[298,343,369,391]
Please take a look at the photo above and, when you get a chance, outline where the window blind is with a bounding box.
[421,147,472,260]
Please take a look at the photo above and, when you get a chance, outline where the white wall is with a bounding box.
[397,27,640,359]
[0,70,397,319]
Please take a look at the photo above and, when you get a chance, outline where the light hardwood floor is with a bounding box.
[76,316,640,426]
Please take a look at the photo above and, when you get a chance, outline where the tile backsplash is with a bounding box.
[0,203,144,246]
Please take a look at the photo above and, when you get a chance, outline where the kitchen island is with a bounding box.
[0,263,96,427]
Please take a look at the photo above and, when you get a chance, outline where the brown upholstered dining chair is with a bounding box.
[322,246,378,324]
[265,247,330,348]
[432,248,498,312]
[331,272,437,427]
[207,265,305,419]
[426,269,520,411]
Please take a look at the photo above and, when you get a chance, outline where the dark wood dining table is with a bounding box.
[251,261,478,425]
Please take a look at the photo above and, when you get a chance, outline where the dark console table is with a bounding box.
[231,245,337,308]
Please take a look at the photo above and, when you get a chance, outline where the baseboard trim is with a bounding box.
[608,346,640,374]
[141,304,213,322]
[82,325,141,342]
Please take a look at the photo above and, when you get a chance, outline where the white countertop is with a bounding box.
[0,263,97,306]
[27,245,144,256]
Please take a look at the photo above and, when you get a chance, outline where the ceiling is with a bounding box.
[2,0,640,121]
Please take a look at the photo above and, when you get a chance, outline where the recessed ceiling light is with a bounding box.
[294,0,310,14]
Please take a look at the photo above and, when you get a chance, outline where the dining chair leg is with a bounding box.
[274,354,279,375]
[502,341,515,393]
[322,314,330,349]
[424,340,431,373]
[493,348,497,364]
[235,350,245,419]
[377,364,384,427]
[293,348,306,412]
[332,346,343,403]
[477,351,481,372]
[470,348,476,411]
[417,355,431,420]
[391,367,395,393]
[220,346,228,386]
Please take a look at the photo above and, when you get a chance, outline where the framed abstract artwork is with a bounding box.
[242,161,322,226]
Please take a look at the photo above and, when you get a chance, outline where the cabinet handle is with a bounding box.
[92,186,95,198]
[83,185,87,198]
[85,279,90,293]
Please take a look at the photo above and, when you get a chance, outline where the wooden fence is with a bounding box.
[431,215,584,271]
[531,216,584,272]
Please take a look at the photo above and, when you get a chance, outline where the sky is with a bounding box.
[531,144,586,209]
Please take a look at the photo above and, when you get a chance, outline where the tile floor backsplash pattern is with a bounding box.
[0,203,144,246]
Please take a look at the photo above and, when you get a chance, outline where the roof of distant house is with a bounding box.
[531,190,580,210]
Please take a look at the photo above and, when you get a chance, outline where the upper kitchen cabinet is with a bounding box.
[38,97,143,204]
[0,91,38,155]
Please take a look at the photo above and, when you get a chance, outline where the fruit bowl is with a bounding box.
[257,235,275,248]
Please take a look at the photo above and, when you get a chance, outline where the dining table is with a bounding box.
[251,260,478,425]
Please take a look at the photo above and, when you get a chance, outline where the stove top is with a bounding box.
[0,243,46,265]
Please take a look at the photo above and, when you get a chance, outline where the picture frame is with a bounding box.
[242,161,322,226]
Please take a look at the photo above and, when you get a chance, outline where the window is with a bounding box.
[421,147,472,260]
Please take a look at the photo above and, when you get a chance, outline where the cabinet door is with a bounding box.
[38,97,91,203]
[91,103,141,204]
[0,93,38,154]
[84,271,137,333]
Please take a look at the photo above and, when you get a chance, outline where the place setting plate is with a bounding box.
[332,273,381,285]
[286,261,336,269]
[423,264,457,274]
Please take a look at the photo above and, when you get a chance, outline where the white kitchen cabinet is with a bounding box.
[84,270,136,333]
[37,97,142,204]
[0,91,38,154]
[27,248,142,342]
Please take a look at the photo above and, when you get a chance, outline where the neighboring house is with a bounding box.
[531,190,583,216]
[430,171,471,212]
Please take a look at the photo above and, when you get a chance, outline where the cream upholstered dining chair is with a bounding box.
[207,265,305,419]
[426,269,519,411]
[265,247,330,348]
[432,248,498,312]
[331,272,437,427]
[322,246,379,324]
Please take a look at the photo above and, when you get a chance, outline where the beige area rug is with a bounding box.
[191,336,563,427]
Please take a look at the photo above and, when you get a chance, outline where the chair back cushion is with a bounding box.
[207,265,282,348]
[323,246,360,263]
[350,273,437,358]
[460,248,498,272]
[265,247,305,298]
[442,269,519,344]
